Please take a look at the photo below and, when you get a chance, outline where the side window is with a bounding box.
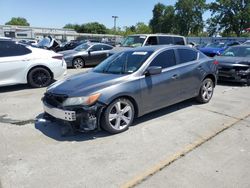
[145,37,158,45]
[90,45,103,51]
[177,49,198,64]
[173,37,185,45]
[0,41,31,57]
[158,36,173,45]
[102,45,113,50]
[150,50,176,69]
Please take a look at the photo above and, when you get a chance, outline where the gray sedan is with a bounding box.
[43,45,218,134]
[59,42,113,68]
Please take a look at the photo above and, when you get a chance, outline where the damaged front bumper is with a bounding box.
[218,67,250,83]
[42,99,105,132]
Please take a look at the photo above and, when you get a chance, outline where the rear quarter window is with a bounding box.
[177,49,198,64]
[173,37,185,45]
[158,36,173,45]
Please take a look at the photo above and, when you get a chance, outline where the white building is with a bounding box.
[0,25,121,42]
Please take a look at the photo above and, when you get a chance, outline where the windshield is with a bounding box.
[206,43,226,48]
[93,51,153,74]
[75,43,90,51]
[37,37,51,47]
[121,36,146,47]
[222,46,250,57]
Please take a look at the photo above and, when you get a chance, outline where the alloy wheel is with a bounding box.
[201,79,213,101]
[108,101,133,130]
[73,58,84,69]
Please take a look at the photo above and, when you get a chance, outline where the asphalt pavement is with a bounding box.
[0,68,249,188]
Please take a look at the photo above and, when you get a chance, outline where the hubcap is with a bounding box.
[73,59,83,69]
[201,80,213,101]
[108,101,132,130]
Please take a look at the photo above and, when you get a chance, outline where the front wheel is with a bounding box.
[27,67,52,88]
[196,78,214,103]
[101,98,135,134]
[73,58,84,69]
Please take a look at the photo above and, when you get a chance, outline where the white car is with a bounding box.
[0,39,67,88]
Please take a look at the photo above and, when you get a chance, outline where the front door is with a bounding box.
[140,49,181,114]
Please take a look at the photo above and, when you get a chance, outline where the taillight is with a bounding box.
[213,60,219,65]
[52,55,63,60]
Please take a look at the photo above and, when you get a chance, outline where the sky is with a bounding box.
[0,0,214,29]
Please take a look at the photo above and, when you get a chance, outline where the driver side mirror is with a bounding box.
[145,66,162,76]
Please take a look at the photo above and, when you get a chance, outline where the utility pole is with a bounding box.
[112,16,118,31]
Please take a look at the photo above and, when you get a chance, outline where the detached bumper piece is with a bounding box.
[218,66,250,83]
[42,92,105,135]
[43,103,76,121]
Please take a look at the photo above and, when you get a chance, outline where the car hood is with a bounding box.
[47,71,130,97]
[199,47,224,53]
[109,46,132,55]
[216,56,250,68]
[59,49,87,57]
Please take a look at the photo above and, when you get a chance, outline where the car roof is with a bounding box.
[128,34,185,38]
[123,45,192,53]
[86,42,113,47]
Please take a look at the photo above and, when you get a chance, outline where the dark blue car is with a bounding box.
[198,41,240,57]
[42,45,218,134]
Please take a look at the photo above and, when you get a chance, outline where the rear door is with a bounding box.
[140,49,181,113]
[0,41,32,86]
[175,48,201,99]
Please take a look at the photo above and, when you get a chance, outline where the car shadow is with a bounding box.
[0,84,34,93]
[35,99,197,142]
[217,80,247,87]
[0,80,58,93]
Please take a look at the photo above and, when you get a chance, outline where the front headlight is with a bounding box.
[62,93,101,107]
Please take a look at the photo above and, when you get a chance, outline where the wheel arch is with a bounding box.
[203,74,217,87]
[26,65,54,82]
[72,56,85,64]
[105,95,140,118]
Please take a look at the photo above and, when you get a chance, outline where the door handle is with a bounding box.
[172,74,179,79]
[197,65,202,70]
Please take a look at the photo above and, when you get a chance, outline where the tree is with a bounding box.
[134,22,152,34]
[149,3,166,33]
[63,22,108,34]
[5,17,30,26]
[161,5,176,34]
[208,0,250,37]
[175,0,206,36]
[83,22,108,34]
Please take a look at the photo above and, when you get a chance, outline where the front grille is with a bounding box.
[44,92,68,108]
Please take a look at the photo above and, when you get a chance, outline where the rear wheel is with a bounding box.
[73,58,84,69]
[196,78,214,103]
[28,67,52,88]
[101,98,135,134]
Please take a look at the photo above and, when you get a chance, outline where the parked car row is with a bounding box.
[0,34,249,136]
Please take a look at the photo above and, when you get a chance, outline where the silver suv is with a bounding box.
[121,34,187,47]
[110,34,187,55]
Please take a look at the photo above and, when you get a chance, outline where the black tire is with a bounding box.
[101,98,135,134]
[27,67,52,88]
[196,78,214,103]
[72,57,84,69]
[246,76,250,86]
